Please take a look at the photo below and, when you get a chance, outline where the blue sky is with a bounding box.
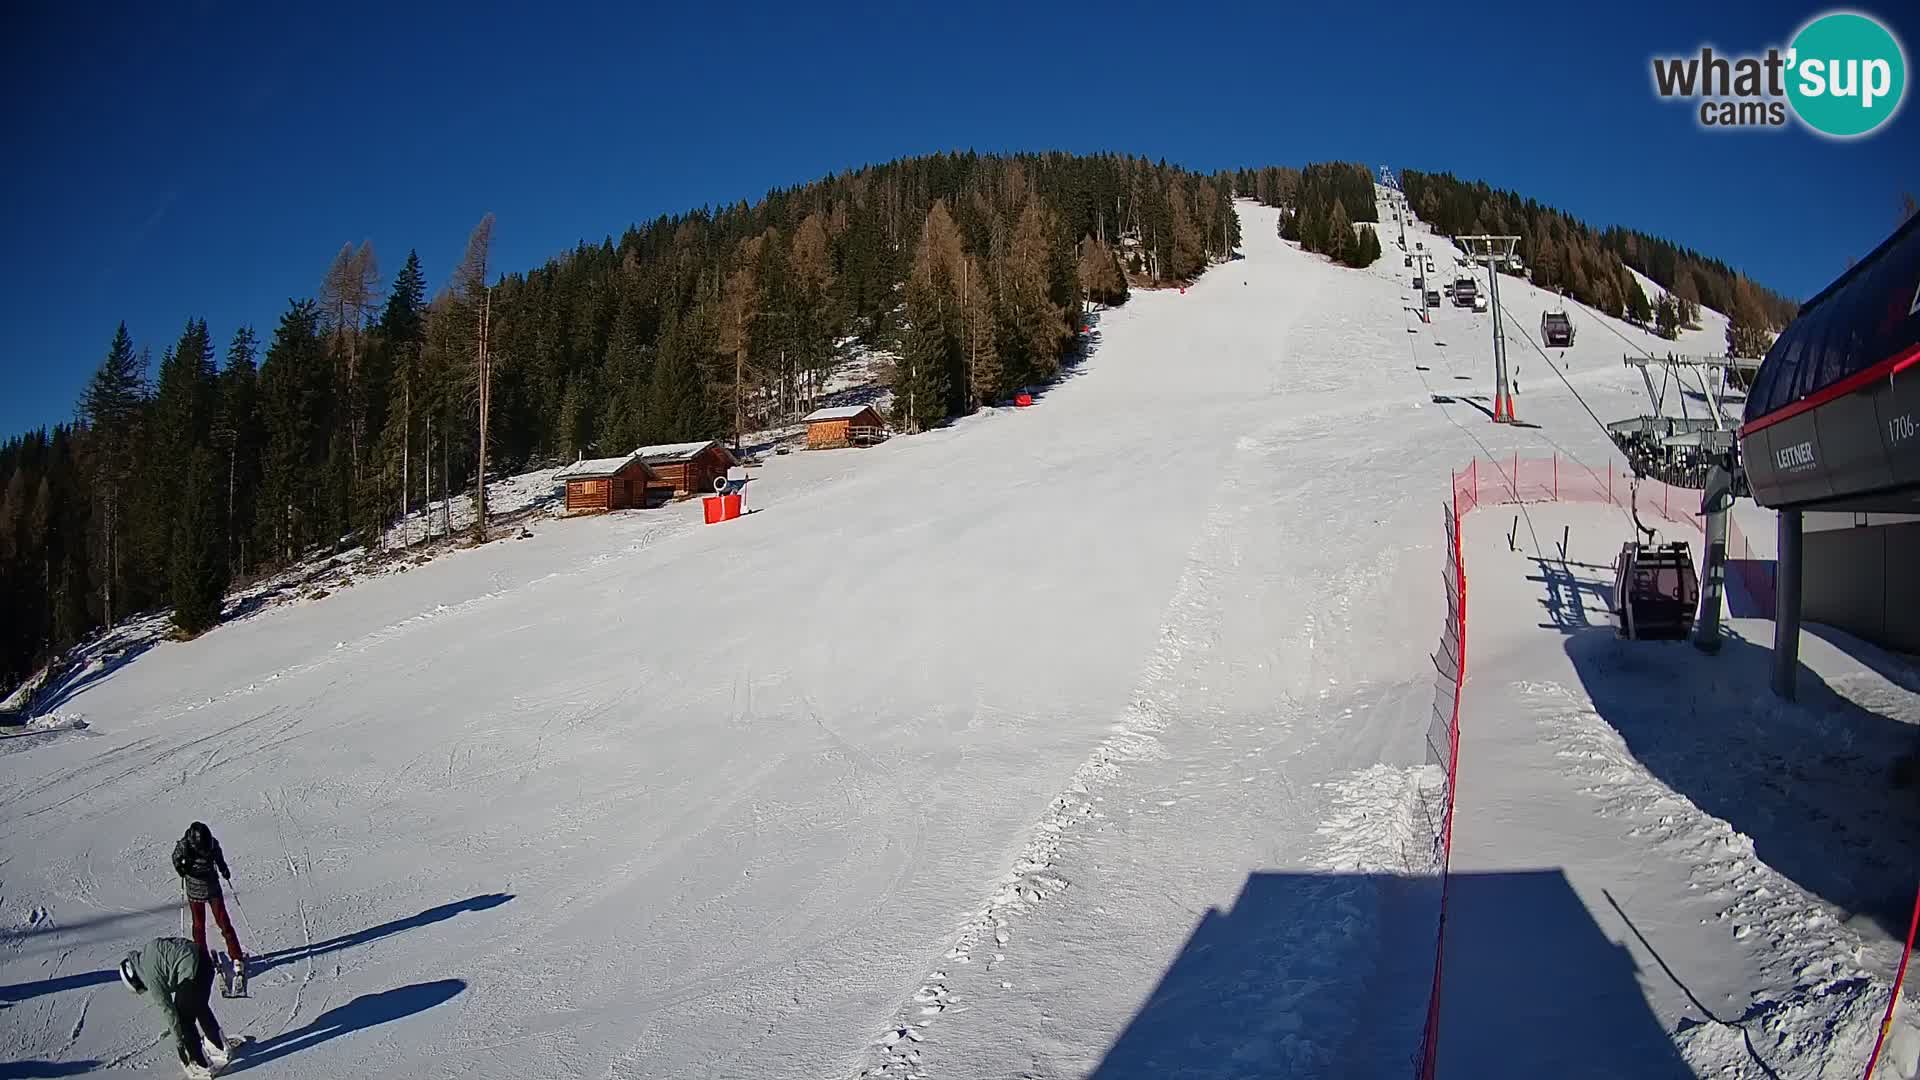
[2,0,1914,436]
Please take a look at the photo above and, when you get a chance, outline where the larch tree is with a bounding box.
[449,215,494,541]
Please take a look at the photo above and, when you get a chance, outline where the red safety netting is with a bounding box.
[1417,454,1775,1078]
[1415,499,1466,1079]
[1450,454,1706,531]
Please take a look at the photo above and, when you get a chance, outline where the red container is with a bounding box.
[703,496,724,524]
[1014,392,1033,408]
[721,493,743,520]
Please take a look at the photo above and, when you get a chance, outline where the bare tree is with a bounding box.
[450,215,495,542]
[319,242,381,475]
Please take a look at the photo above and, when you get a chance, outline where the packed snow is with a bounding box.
[2,198,1913,1080]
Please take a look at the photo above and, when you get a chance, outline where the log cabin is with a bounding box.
[636,440,738,497]
[555,452,656,514]
[802,405,887,449]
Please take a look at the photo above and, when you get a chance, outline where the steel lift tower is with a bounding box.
[1458,234,1522,422]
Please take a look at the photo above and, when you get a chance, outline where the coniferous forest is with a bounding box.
[1399,170,1798,349]
[0,151,1246,692]
[0,151,1803,697]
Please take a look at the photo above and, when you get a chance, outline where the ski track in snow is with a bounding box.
[854,412,1257,1079]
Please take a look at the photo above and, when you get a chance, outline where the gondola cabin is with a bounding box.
[802,405,887,449]
[1541,310,1575,347]
[1610,541,1699,640]
[555,452,656,514]
[637,440,738,498]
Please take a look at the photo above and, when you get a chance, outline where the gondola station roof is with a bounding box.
[1740,213,1920,512]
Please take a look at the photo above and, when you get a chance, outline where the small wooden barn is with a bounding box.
[636,440,738,497]
[555,452,656,514]
[802,405,887,450]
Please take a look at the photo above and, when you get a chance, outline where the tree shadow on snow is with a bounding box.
[224,979,465,1073]
[250,893,513,975]
[32,639,157,715]
[1563,625,1920,944]
[1088,870,1690,1079]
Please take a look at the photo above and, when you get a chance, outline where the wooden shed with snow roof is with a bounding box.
[802,405,887,449]
[556,452,656,514]
[636,440,737,497]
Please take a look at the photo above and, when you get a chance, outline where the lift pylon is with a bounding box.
[1458,235,1521,422]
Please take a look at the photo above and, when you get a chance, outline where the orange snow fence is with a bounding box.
[1863,881,1920,1079]
[1416,495,1468,1080]
[703,496,724,524]
[1418,453,1773,1079]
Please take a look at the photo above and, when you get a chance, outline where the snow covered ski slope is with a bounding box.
[2,200,1891,1079]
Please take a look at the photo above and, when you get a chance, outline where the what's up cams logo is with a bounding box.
[1651,11,1907,137]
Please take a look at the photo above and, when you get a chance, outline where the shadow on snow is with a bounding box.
[250,893,513,975]
[0,894,511,1009]
[225,979,466,1073]
[1087,869,1689,1079]
[1527,553,1920,943]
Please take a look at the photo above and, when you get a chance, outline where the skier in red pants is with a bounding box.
[173,823,245,979]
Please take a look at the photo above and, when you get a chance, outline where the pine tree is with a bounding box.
[1167,180,1205,280]
[80,324,147,627]
[217,328,262,573]
[788,213,838,413]
[372,251,427,538]
[896,201,962,430]
[599,284,654,454]
[258,301,327,563]
[1624,275,1654,326]
[961,254,1000,408]
[1346,223,1380,268]
[1326,198,1355,265]
[1654,294,1680,340]
[169,446,226,635]
[152,320,217,515]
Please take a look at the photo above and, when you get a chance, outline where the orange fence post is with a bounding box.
[1864,881,1920,1080]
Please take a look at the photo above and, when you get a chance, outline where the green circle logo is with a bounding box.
[1787,12,1907,137]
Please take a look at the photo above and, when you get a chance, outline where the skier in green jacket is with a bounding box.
[119,936,233,1078]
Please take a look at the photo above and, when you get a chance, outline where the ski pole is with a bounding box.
[228,882,256,940]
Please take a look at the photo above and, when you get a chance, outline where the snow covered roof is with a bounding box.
[634,440,732,465]
[554,452,649,481]
[803,405,881,423]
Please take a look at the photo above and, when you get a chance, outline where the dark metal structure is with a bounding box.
[1738,213,1920,695]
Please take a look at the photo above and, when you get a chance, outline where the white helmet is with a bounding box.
[119,955,145,994]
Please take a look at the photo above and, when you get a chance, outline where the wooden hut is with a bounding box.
[555,452,656,514]
[802,405,887,449]
[636,440,738,497]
